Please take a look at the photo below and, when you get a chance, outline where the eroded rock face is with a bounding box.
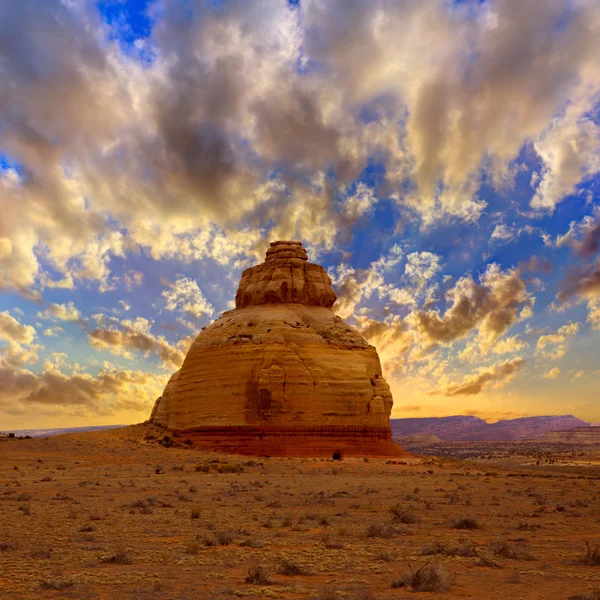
[150,241,404,457]
[236,240,337,309]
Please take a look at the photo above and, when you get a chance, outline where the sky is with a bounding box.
[0,0,599,430]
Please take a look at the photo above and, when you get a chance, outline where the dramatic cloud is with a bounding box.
[1,0,599,297]
[1,0,599,425]
[88,317,185,368]
[430,357,525,396]
[0,363,166,417]
[411,264,533,346]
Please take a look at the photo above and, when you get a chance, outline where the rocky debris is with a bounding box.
[150,240,404,457]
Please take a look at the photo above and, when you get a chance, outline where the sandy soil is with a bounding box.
[1,424,599,600]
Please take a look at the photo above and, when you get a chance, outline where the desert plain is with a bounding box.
[1,424,600,600]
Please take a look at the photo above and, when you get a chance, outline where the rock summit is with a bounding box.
[150,240,405,457]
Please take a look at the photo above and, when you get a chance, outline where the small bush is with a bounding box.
[392,562,452,592]
[476,556,504,569]
[217,463,244,474]
[277,559,311,576]
[490,539,535,561]
[450,516,482,530]
[195,464,210,473]
[184,540,201,555]
[40,576,74,590]
[390,506,419,524]
[515,521,541,531]
[100,548,133,564]
[29,547,52,559]
[421,539,477,557]
[0,542,16,551]
[191,506,202,519]
[366,522,395,539]
[579,542,600,566]
[245,565,272,585]
[239,538,264,548]
[568,590,600,600]
[216,530,235,546]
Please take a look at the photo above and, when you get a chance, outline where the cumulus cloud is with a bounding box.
[161,276,214,319]
[536,321,581,360]
[0,311,36,345]
[588,299,600,330]
[430,357,525,396]
[411,263,533,346]
[0,311,39,369]
[543,367,561,379]
[38,301,83,323]
[490,224,514,243]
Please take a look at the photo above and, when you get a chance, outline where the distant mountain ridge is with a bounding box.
[390,415,591,441]
[1,425,125,438]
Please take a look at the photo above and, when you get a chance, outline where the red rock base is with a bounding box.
[171,425,407,458]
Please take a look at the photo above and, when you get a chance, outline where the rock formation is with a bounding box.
[150,240,405,457]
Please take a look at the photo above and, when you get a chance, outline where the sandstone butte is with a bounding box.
[149,240,406,458]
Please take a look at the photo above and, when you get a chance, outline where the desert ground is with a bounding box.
[1,425,600,600]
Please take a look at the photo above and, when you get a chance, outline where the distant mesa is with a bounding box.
[533,426,600,445]
[390,415,590,442]
[149,240,405,457]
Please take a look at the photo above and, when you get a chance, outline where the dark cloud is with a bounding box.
[558,261,600,303]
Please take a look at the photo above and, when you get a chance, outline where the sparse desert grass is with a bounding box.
[373,549,396,562]
[40,575,74,590]
[100,547,133,564]
[1,423,599,599]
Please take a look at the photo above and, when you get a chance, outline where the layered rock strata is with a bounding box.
[150,241,405,457]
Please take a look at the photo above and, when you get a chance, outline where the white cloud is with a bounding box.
[38,301,82,323]
[162,276,214,319]
[543,367,561,380]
